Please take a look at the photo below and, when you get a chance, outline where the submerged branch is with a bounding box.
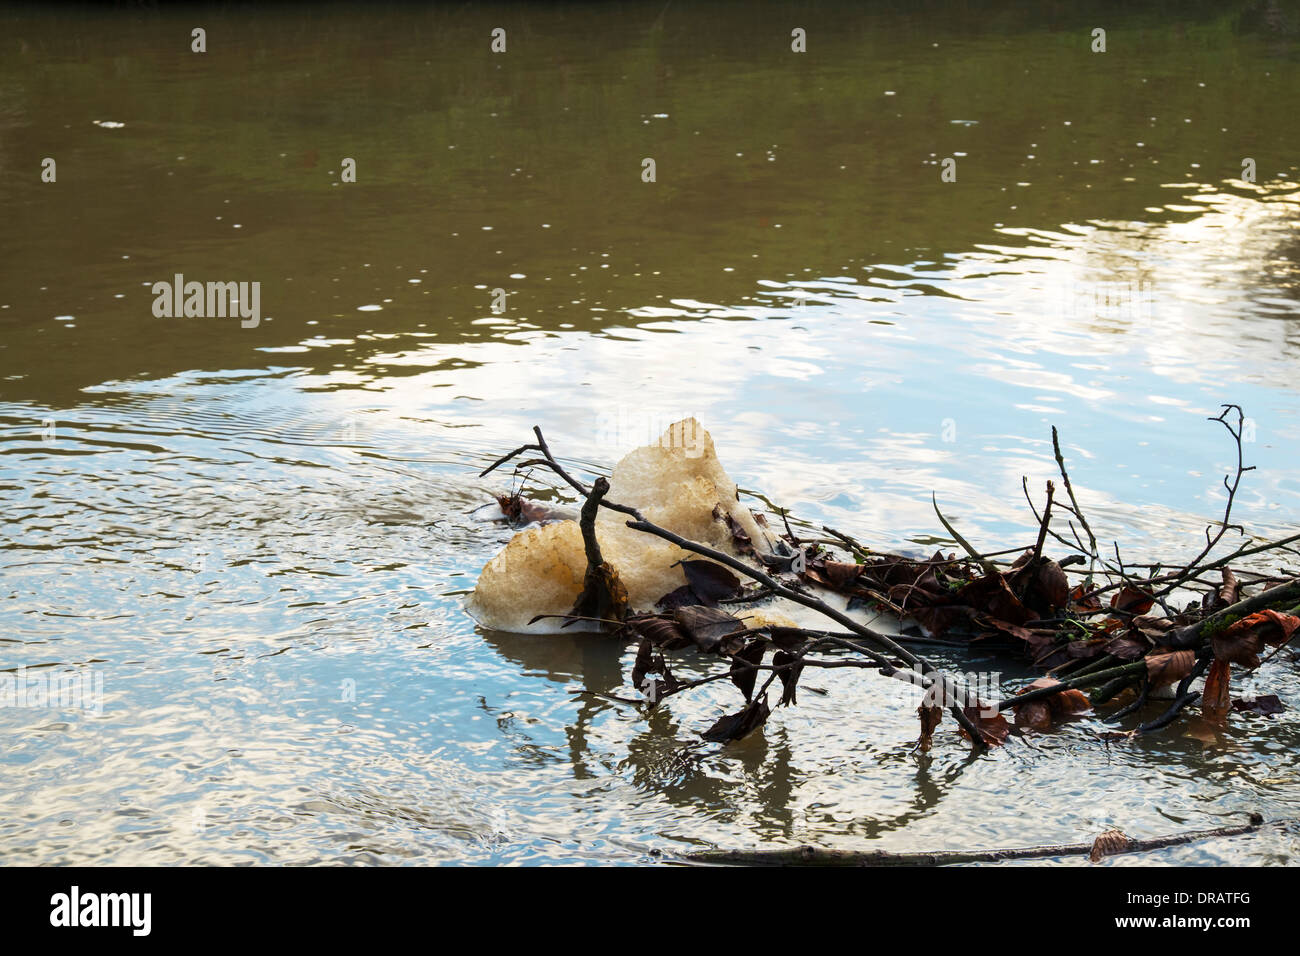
[685,815,1284,867]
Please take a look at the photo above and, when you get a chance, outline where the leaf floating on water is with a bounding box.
[1232,694,1284,716]
[1015,695,1059,732]
[1089,829,1132,863]
[631,637,678,707]
[1011,678,1092,731]
[702,696,771,743]
[959,701,1011,746]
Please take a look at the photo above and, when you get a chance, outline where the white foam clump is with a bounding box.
[468,419,774,633]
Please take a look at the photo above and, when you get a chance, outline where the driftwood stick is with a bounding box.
[1165,578,1300,649]
[685,815,1284,866]
[567,475,630,625]
[1091,672,1143,706]
[1105,676,1150,722]
[479,442,542,478]
[1031,480,1055,564]
[997,661,1146,711]
[1003,580,1300,711]
[578,477,610,567]
[1022,477,1094,562]
[1067,653,1120,680]
[1136,691,1202,735]
[1148,405,1254,599]
[1135,655,1212,734]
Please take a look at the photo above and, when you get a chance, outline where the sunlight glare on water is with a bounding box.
[1,2,1299,865]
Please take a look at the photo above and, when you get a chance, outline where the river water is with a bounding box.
[2,2,1298,865]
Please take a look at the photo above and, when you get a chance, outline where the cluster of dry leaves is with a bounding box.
[598,530,1298,746]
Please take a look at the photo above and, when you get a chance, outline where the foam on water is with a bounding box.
[468,419,779,632]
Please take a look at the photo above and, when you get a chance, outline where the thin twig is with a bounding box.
[931,494,998,577]
[1052,425,1100,581]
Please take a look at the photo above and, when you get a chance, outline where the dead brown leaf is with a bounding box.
[817,559,864,589]
[673,605,745,653]
[1110,586,1155,616]
[1233,695,1284,716]
[702,696,771,743]
[1227,609,1300,647]
[1209,568,1241,612]
[956,573,1032,625]
[959,702,1011,746]
[1089,829,1132,863]
[1145,649,1196,689]
[1011,678,1092,730]
[716,507,754,556]
[1201,657,1232,722]
[1014,698,1053,731]
[621,613,691,650]
[570,561,628,623]
[1103,633,1151,661]
[1013,557,1071,617]
[729,639,766,701]
[1070,584,1102,612]
[676,559,744,605]
[917,704,943,753]
[774,650,804,707]
[1209,609,1299,669]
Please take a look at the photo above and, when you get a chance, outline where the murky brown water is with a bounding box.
[2,2,1299,865]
